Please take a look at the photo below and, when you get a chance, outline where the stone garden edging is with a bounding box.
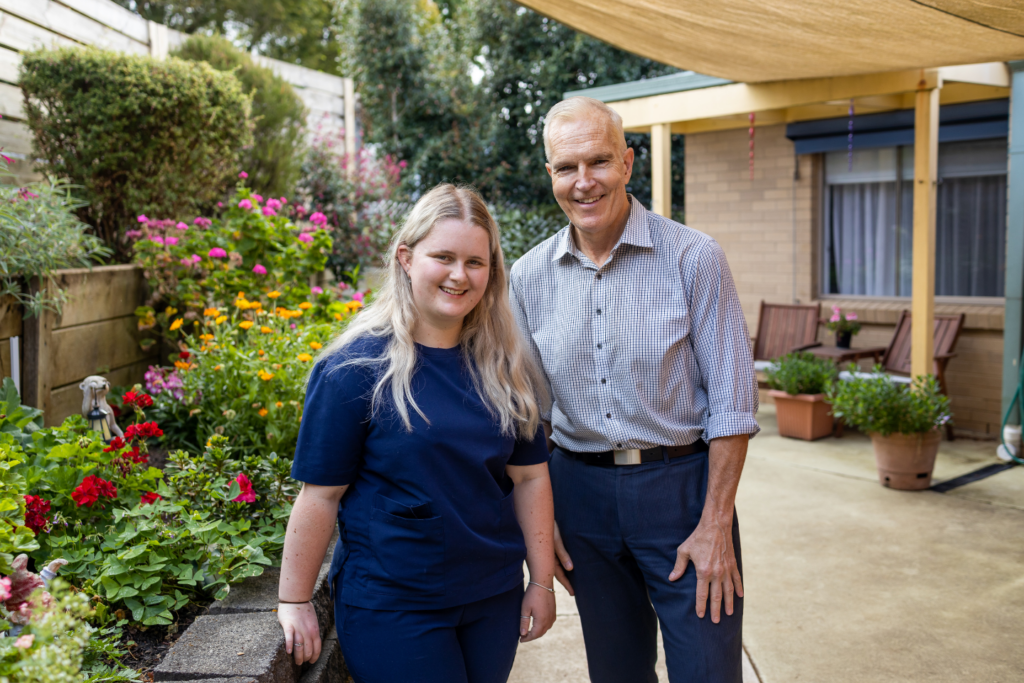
[153,540,350,683]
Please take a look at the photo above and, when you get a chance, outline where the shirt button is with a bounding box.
[597,343,603,349]
[601,378,607,384]
[596,274,602,280]
[596,309,602,315]
[617,443,622,448]
[606,413,611,418]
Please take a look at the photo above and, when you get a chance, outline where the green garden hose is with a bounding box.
[998,347,1024,465]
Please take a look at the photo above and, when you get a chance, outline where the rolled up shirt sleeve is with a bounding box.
[686,239,760,441]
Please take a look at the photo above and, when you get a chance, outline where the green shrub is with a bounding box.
[492,204,565,265]
[765,352,837,396]
[20,48,253,255]
[173,35,307,199]
[828,371,952,436]
[0,177,112,317]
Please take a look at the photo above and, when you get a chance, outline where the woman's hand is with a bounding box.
[278,602,322,665]
[519,582,556,643]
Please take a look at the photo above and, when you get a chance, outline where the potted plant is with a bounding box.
[825,305,861,348]
[764,352,837,441]
[828,371,952,490]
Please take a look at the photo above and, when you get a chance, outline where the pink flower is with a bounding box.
[0,576,11,602]
[14,634,33,649]
[125,229,142,239]
[280,197,288,204]
[151,236,165,245]
[262,206,276,216]
[266,198,282,210]
[180,257,193,266]
[832,305,841,314]
[337,281,350,291]
[252,194,263,204]
[239,171,248,179]
[399,160,408,168]
[296,206,307,216]
[194,217,212,228]
[175,222,188,231]
[311,286,323,294]
[217,201,224,208]
[309,211,327,226]
[252,264,267,275]
[238,199,253,210]
[165,236,178,246]
[845,312,858,321]
[829,313,841,323]
[137,215,148,223]
[353,291,365,303]
[190,254,201,264]
[208,247,228,258]
[290,323,297,329]
[232,473,256,503]
[298,233,313,244]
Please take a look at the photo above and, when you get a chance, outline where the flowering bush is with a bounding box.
[825,305,861,336]
[297,131,406,283]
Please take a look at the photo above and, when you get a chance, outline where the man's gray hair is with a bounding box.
[542,96,627,162]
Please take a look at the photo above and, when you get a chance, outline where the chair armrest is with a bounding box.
[934,352,957,360]
[792,341,823,352]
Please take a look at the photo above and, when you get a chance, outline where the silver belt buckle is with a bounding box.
[613,448,642,466]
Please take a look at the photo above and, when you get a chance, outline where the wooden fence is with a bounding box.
[0,0,357,183]
[1,265,157,427]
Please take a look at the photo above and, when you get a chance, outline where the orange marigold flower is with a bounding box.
[200,333,214,341]
[258,408,269,417]
[334,312,343,321]
[310,341,322,350]
[267,291,281,299]
[215,315,227,324]
[213,364,223,371]
[297,353,313,362]
[204,308,219,317]
[169,318,183,331]
[258,370,274,381]
[174,360,190,370]
[298,302,312,310]
[239,320,254,330]
[275,401,283,408]
[235,298,250,310]
[260,326,272,334]
[258,349,265,356]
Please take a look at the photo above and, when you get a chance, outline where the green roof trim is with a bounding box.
[564,71,733,103]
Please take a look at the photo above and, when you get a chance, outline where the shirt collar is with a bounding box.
[551,195,652,262]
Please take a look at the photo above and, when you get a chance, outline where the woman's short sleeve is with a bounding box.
[291,355,375,486]
[507,425,550,467]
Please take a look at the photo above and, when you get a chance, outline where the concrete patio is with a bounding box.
[510,404,1024,682]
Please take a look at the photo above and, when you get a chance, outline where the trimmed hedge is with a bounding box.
[20,48,253,254]
[173,35,307,199]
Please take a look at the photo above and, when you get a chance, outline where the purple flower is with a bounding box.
[298,233,313,244]
[262,206,276,216]
[165,236,178,246]
[353,291,365,303]
[311,286,323,294]
[175,222,188,231]
[238,199,253,210]
[252,264,267,275]
[309,211,328,226]
[239,171,248,179]
[194,217,212,228]
[209,247,228,258]
[137,214,148,223]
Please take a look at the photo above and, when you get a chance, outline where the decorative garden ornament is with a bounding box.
[79,375,123,442]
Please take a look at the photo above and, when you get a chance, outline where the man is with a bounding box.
[509,96,758,683]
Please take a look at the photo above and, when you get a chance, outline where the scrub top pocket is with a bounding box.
[368,494,446,596]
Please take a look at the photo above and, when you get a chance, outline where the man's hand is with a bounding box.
[669,513,743,623]
[553,522,575,596]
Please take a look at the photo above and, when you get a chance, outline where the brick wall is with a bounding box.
[685,124,1003,437]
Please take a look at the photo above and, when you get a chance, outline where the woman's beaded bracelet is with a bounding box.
[528,581,555,594]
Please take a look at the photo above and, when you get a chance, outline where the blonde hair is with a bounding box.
[543,96,627,161]
[319,184,544,439]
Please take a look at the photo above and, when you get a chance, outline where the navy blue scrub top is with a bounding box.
[291,335,549,611]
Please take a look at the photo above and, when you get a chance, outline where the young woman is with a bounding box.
[277,184,556,683]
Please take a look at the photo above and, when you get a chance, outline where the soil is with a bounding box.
[116,600,211,679]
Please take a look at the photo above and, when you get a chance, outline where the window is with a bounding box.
[822,139,1007,297]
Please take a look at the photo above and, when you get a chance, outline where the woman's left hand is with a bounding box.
[519,582,556,643]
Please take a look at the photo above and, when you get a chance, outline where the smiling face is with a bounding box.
[397,218,492,347]
[545,113,634,239]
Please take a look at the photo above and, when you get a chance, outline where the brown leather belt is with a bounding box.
[558,440,709,466]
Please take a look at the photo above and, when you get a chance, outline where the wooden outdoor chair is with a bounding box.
[751,301,822,387]
[840,310,965,440]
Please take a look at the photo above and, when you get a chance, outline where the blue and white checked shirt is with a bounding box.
[509,197,759,452]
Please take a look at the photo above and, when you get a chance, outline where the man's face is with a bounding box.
[545,114,634,237]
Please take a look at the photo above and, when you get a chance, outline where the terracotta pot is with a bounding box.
[768,390,834,441]
[869,431,941,490]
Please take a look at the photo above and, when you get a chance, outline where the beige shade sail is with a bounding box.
[515,0,1024,82]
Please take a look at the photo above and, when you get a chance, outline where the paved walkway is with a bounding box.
[510,406,1024,682]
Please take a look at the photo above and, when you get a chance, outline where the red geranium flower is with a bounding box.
[124,422,163,441]
[178,351,191,361]
[126,445,148,465]
[23,495,50,534]
[140,492,162,505]
[103,436,126,453]
[232,473,256,503]
[71,475,117,507]
[122,391,154,410]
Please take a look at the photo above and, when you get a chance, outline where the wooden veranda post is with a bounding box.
[651,122,672,217]
[1002,61,1024,421]
[911,82,940,378]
